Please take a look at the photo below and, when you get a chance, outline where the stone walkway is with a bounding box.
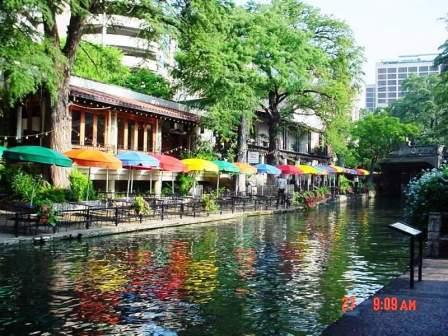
[0,206,303,246]
[322,258,448,336]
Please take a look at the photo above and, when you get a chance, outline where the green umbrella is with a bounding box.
[0,146,5,159]
[4,146,72,167]
[213,160,240,196]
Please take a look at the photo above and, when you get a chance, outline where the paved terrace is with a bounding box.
[322,258,448,336]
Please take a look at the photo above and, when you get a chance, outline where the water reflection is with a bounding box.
[0,198,408,335]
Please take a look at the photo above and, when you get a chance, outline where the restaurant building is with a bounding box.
[12,76,202,194]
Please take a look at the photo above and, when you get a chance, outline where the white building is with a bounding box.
[365,54,441,110]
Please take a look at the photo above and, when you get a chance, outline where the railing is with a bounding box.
[0,195,297,238]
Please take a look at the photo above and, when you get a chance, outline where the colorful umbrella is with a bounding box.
[314,166,328,175]
[151,153,187,195]
[117,151,159,197]
[235,162,257,175]
[296,164,319,175]
[65,149,122,200]
[256,163,281,175]
[213,160,240,196]
[356,168,370,176]
[344,168,358,175]
[317,165,337,174]
[330,165,345,173]
[181,159,219,196]
[277,165,301,175]
[4,145,72,167]
[0,146,6,159]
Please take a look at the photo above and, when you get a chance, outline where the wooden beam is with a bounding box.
[92,114,98,146]
[143,124,148,152]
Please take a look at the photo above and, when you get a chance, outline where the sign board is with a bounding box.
[389,222,422,237]
[247,151,260,164]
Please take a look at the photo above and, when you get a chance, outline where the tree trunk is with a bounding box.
[266,92,281,165]
[237,114,249,162]
[50,68,72,187]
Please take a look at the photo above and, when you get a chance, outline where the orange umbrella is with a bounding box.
[65,149,122,199]
[235,162,257,175]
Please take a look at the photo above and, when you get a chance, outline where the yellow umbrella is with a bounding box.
[330,164,345,173]
[296,164,319,175]
[181,159,219,196]
[181,159,219,173]
[235,162,257,175]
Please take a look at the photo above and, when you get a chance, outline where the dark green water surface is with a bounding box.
[0,198,408,336]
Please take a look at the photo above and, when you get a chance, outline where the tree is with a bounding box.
[350,113,419,174]
[115,68,173,99]
[73,41,130,83]
[175,0,362,164]
[1,0,170,186]
[389,74,447,144]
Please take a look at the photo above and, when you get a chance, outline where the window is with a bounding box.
[378,99,386,103]
[71,111,80,145]
[85,113,93,146]
[419,66,429,72]
[378,74,387,80]
[419,72,428,76]
[388,86,397,92]
[378,93,386,98]
[97,114,105,147]
[378,80,386,86]
[388,80,396,85]
[378,86,386,92]
[388,98,396,103]
[378,68,387,74]
[430,66,438,72]
[399,80,406,85]
[399,73,408,79]
[387,67,397,73]
[387,73,397,79]
[408,67,417,72]
[366,98,375,103]
[388,92,396,98]
[117,118,124,149]
[398,67,407,73]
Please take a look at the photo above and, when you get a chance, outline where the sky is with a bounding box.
[240,0,447,84]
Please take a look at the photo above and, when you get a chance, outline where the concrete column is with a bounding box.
[110,111,118,153]
[16,106,22,141]
[154,172,162,196]
[153,119,162,152]
[92,114,98,146]
[131,123,138,151]
[123,120,128,150]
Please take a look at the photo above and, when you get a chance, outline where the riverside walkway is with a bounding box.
[322,258,448,336]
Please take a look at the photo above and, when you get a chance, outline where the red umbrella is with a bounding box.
[277,165,302,175]
[150,153,187,194]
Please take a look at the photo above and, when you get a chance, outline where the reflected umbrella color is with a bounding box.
[0,199,408,335]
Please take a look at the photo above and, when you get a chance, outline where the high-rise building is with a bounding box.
[365,54,441,110]
[365,84,376,112]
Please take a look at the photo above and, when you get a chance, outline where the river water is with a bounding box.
[0,198,408,336]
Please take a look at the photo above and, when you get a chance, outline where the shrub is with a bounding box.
[133,196,152,216]
[11,171,37,204]
[405,166,448,226]
[202,193,219,213]
[69,169,96,201]
[291,192,304,206]
[177,173,194,196]
[37,201,57,227]
[339,175,353,194]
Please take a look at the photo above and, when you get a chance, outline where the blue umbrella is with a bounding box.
[117,151,160,197]
[255,163,281,175]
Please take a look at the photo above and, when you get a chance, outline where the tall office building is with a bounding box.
[365,54,441,110]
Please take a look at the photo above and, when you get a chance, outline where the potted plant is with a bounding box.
[202,193,219,214]
[37,201,57,233]
[133,196,152,218]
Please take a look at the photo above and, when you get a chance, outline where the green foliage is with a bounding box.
[291,192,304,206]
[350,113,419,169]
[73,41,130,83]
[115,68,173,99]
[182,140,218,161]
[405,166,448,226]
[177,173,194,196]
[37,201,58,227]
[69,169,96,201]
[338,175,352,194]
[202,193,219,213]
[133,196,152,216]
[389,75,447,144]
[11,171,38,204]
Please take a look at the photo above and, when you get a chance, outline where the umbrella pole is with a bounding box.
[193,173,197,197]
[131,168,134,195]
[126,169,130,198]
[172,172,175,195]
[150,172,152,194]
[216,173,220,197]
[106,169,109,194]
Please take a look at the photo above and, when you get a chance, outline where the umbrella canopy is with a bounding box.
[181,158,219,173]
[317,165,337,174]
[151,153,186,172]
[117,151,159,169]
[356,168,370,176]
[255,163,281,175]
[330,165,345,173]
[343,167,358,175]
[277,165,301,175]
[65,149,121,169]
[213,160,240,174]
[235,162,257,175]
[296,164,319,175]
[314,166,328,175]
[0,146,6,158]
[4,145,72,167]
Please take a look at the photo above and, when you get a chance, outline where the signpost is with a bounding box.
[389,222,423,288]
[247,151,260,164]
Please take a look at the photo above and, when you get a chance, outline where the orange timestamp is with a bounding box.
[372,296,417,312]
